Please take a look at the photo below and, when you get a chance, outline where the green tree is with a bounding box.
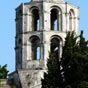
[0,64,9,79]
[41,52,63,88]
[41,31,88,88]
[62,31,88,88]
[62,31,78,86]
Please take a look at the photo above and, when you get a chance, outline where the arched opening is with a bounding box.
[32,9,40,31]
[51,38,60,58]
[69,9,75,31]
[51,9,58,31]
[31,36,41,60]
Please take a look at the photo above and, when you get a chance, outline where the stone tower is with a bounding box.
[15,0,79,87]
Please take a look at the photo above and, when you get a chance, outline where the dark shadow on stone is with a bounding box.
[7,71,22,88]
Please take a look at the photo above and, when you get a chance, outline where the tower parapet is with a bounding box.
[31,0,64,3]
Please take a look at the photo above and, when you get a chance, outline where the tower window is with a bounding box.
[32,9,40,31]
[31,36,41,60]
[51,38,60,58]
[50,7,62,31]
[51,9,58,31]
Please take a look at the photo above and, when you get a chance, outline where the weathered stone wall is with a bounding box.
[0,79,10,88]
[18,69,45,88]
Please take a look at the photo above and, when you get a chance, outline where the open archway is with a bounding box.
[50,35,62,59]
[50,6,62,31]
[30,36,41,60]
[32,8,40,31]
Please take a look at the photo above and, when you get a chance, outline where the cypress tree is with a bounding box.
[62,31,88,88]
[41,31,88,88]
[41,52,63,88]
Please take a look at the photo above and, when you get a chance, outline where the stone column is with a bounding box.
[39,11,43,31]
[22,44,27,69]
[74,17,79,34]
[48,12,51,31]
[43,41,50,68]
[62,12,66,32]
[66,12,70,32]
[72,17,74,31]
[27,43,31,60]
[28,13,32,31]
[58,13,62,31]
[39,41,44,68]
[23,14,28,33]
[43,11,50,31]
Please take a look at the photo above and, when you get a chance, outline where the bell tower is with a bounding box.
[15,0,79,87]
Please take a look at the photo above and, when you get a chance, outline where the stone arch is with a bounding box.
[50,6,62,13]
[30,6,40,31]
[30,6,40,13]
[30,35,41,60]
[50,35,63,59]
[50,6,62,31]
[29,35,40,42]
[69,9,75,31]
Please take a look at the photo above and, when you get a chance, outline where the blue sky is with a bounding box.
[0,0,88,73]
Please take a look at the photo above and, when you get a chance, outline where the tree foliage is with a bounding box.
[41,52,63,88]
[62,31,88,88]
[42,31,88,88]
[0,64,9,79]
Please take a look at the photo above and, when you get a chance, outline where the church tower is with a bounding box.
[15,0,79,87]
